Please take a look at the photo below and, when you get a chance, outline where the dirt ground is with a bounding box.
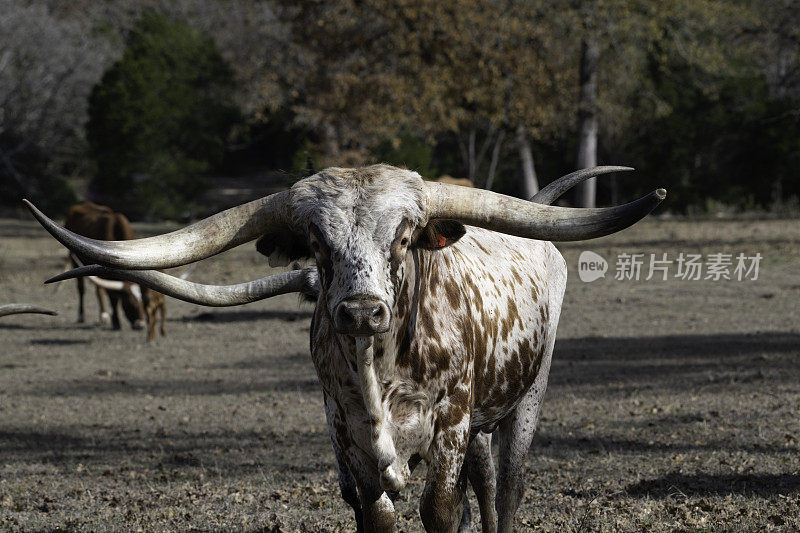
[0,216,798,532]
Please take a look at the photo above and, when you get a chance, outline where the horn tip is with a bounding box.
[655,188,667,200]
[45,269,86,284]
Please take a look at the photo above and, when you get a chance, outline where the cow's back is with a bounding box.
[65,201,134,241]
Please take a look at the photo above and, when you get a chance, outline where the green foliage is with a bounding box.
[87,10,240,219]
[371,132,436,177]
[621,47,800,212]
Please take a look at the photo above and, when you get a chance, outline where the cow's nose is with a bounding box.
[334,298,390,336]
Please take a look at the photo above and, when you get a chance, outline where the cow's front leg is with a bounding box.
[95,287,111,326]
[324,395,364,532]
[346,446,397,533]
[326,396,397,533]
[420,415,470,533]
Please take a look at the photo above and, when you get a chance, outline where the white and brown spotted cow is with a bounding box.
[29,165,664,532]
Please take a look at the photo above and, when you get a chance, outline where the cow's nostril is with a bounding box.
[337,306,356,328]
[369,305,386,326]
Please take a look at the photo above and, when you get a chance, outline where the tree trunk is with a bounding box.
[484,129,505,191]
[467,127,477,181]
[320,121,340,160]
[575,35,599,208]
[516,124,538,199]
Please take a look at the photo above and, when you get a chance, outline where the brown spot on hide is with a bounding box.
[510,266,523,285]
[424,341,450,378]
[444,279,461,309]
[474,241,490,255]
[499,297,521,342]
[530,285,539,303]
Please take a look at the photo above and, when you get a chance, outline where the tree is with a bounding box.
[0,0,112,213]
[86,10,240,219]
[275,0,567,195]
[562,0,761,207]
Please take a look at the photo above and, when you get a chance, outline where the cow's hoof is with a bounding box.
[132,319,145,330]
[99,312,111,326]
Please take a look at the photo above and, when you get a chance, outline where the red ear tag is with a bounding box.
[424,234,447,249]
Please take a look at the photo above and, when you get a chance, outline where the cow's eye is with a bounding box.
[400,237,408,247]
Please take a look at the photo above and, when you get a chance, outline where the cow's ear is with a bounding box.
[415,219,466,250]
[256,232,312,267]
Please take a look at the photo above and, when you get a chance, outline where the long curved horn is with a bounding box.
[0,304,58,317]
[24,191,292,269]
[424,181,665,241]
[531,166,633,205]
[46,265,319,307]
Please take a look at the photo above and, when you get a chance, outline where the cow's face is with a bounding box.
[257,165,464,337]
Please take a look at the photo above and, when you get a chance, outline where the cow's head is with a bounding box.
[84,271,146,329]
[255,166,465,336]
[29,165,666,337]
[120,283,146,330]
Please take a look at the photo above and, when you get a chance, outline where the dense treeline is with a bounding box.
[1,0,798,218]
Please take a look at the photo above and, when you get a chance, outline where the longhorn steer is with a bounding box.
[31,165,664,532]
[63,201,165,341]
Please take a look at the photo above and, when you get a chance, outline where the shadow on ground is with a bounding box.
[626,472,800,497]
[550,331,800,391]
[185,309,313,323]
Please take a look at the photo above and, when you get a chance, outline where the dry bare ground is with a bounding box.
[0,216,798,532]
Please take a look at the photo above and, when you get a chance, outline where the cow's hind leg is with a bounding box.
[159,302,166,336]
[107,291,121,329]
[463,432,497,533]
[495,254,563,532]
[494,380,548,533]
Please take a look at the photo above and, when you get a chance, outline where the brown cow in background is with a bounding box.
[435,174,474,188]
[64,201,166,341]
